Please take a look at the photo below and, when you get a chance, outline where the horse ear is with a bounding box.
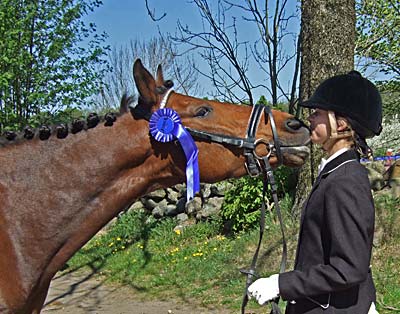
[133,59,157,108]
[156,64,164,87]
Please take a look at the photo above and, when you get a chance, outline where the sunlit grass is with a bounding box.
[68,210,291,312]
[373,195,400,314]
[67,195,399,313]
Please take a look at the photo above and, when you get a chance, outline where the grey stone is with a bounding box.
[165,204,184,217]
[174,184,186,195]
[127,201,145,212]
[200,197,224,218]
[185,196,202,215]
[176,198,186,214]
[151,199,168,218]
[367,167,384,191]
[146,189,166,201]
[202,184,212,198]
[142,198,158,210]
[176,213,189,223]
[211,182,233,196]
[206,196,224,211]
[388,178,400,198]
[167,189,180,203]
[152,206,165,219]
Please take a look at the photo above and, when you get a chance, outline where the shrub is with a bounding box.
[221,166,296,232]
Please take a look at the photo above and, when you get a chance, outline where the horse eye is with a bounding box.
[194,106,212,118]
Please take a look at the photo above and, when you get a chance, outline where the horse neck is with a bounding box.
[0,113,179,286]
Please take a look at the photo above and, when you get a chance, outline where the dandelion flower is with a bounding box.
[174,229,181,235]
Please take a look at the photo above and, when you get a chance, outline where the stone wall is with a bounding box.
[123,159,400,227]
[126,181,234,224]
[100,160,400,237]
[364,159,400,197]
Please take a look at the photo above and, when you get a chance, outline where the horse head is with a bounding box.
[132,58,310,182]
[0,58,310,314]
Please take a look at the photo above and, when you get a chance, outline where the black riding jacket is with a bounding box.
[280,149,376,314]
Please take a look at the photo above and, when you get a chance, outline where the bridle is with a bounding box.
[131,89,287,314]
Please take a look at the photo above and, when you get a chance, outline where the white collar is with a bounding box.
[318,147,350,175]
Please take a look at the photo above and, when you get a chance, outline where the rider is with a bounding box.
[247,71,382,314]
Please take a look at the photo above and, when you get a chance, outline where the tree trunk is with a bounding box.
[292,0,356,216]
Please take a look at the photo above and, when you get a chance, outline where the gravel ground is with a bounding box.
[42,269,237,314]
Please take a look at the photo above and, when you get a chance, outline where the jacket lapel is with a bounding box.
[295,149,360,264]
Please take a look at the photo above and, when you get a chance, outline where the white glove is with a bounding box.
[247,274,280,305]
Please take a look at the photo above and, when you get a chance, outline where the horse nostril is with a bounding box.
[285,118,311,134]
[285,118,303,131]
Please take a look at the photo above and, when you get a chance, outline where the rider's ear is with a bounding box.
[336,117,350,131]
[133,59,157,108]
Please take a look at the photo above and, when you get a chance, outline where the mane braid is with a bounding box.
[0,111,121,148]
[0,94,138,148]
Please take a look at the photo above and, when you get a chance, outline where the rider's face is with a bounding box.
[307,108,330,145]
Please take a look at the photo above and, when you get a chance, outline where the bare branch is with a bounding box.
[145,0,166,22]
[169,0,300,106]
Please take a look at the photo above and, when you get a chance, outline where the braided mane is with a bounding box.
[0,95,134,147]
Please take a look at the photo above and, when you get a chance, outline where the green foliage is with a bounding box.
[356,0,400,118]
[0,0,109,132]
[27,107,85,128]
[378,81,400,118]
[221,167,296,232]
[356,0,400,76]
[256,95,270,106]
[256,95,289,112]
[373,147,387,157]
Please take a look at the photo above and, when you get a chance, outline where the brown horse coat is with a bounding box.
[0,59,310,314]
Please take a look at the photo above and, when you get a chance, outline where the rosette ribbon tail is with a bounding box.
[149,107,200,202]
[174,123,201,201]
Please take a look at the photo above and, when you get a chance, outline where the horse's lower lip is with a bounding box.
[281,146,310,162]
[281,145,310,155]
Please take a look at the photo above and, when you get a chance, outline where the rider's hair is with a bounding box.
[336,114,372,159]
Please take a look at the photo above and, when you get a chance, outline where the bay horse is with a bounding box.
[0,59,310,314]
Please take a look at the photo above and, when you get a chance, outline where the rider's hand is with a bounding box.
[247,274,280,305]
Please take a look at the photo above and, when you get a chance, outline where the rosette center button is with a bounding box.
[157,116,174,134]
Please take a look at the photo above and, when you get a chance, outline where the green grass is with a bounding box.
[67,209,294,313]
[372,194,400,314]
[66,195,400,313]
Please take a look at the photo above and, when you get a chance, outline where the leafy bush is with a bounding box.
[221,166,296,232]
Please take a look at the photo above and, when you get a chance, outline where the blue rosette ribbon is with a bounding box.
[149,108,200,201]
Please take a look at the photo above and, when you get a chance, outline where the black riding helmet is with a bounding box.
[301,71,382,138]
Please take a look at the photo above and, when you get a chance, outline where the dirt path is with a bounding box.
[42,269,236,314]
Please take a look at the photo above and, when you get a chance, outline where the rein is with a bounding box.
[131,90,287,314]
[238,104,287,314]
